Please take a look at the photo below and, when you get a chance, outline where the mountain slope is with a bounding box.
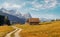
[0,10,25,24]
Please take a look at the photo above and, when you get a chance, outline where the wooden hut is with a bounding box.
[26,18,40,25]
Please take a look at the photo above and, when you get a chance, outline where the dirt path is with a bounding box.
[5,26,22,37]
[14,29,22,37]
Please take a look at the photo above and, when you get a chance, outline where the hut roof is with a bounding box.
[28,18,40,22]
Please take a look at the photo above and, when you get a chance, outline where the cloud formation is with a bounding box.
[30,0,57,10]
[0,2,25,10]
[0,0,60,19]
[0,0,58,10]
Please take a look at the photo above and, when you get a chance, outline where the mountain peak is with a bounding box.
[23,13,32,19]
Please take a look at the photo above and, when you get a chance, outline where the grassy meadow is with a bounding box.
[0,25,14,37]
[0,21,60,37]
[15,21,60,37]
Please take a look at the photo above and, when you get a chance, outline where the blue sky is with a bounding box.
[0,0,60,19]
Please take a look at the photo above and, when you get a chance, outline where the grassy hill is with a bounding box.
[15,21,60,37]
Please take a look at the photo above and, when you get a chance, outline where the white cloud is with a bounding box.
[0,6,1,9]
[12,4,21,8]
[2,2,11,9]
[0,2,25,10]
[45,0,57,8]
[45,0,49,3]
[0,0,58,10]
[31,0,57,10]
